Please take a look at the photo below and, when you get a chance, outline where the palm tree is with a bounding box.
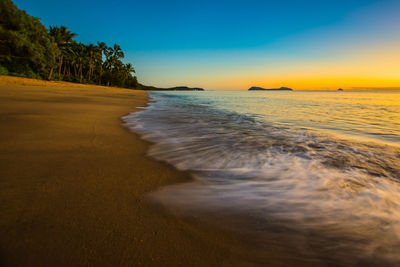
[2,1,138,87]
[62,45,74,78]
[124,63,135,82]
[48,26,76,78]
[111,44,124,73]
[112,44,124,60]
[86,44,97,82]
[74,43,87,83]
[125,63,135,74]
[97,41,107,84]
[104,44,125,73]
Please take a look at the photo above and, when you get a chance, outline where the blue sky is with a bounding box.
[14,0,400,89]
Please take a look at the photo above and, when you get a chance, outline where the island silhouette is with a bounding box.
[249,86,293,91]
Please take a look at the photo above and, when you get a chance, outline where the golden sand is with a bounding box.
[0,76,254,266]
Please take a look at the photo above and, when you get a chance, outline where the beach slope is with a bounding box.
[0,76,242,266]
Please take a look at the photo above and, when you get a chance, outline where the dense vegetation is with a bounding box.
[0,0,138,89]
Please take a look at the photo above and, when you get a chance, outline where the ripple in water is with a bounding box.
[123,91,400,266]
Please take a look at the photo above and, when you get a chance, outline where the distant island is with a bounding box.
[139,85,204,91]
[249,86,293,91]
[338,88,344,91]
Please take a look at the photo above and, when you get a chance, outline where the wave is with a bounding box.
[123,92,400,265]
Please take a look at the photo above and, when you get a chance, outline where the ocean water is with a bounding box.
[123,90,400,266]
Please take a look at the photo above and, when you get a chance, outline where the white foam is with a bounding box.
[123,91,400,264]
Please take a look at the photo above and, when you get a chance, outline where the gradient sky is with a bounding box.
[14,0,400,90]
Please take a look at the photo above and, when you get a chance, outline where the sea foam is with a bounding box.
[123,91,400,265]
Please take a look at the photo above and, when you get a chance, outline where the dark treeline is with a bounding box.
[0,0,138,89]
[140,85,205,91]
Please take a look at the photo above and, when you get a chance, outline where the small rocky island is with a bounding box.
[338,88,344,91]
[248,86,293,91]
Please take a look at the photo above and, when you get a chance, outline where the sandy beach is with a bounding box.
[0,76,250,266]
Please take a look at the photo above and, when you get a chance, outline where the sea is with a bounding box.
[123,90,400,266]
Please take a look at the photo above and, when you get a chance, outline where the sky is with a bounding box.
[14,0,400,90]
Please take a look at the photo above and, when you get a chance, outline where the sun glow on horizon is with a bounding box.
[130,1,400,90]
[134,37,400,90]
[135,40,400,90]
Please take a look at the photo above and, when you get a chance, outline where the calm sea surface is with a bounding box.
[124,90,400,266]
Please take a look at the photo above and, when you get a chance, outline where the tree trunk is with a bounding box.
[79,64,82,83]
[58,55,63,77]
[47,67,54,80]
[87,64,91,82]
[88,56,92,82]
[63,61,67,77]
[99,67,102,85]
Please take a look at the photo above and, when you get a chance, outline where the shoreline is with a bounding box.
[0,76,250,266]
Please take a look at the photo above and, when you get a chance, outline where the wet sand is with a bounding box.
[0,76,252,266]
